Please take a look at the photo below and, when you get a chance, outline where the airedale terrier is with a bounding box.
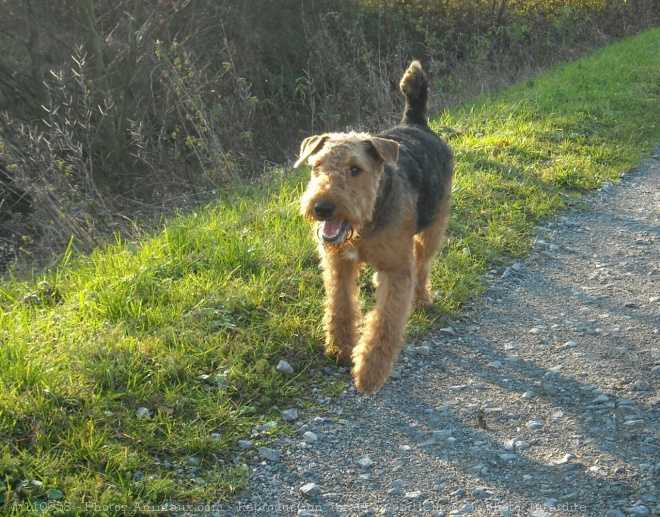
[295,61,454,393]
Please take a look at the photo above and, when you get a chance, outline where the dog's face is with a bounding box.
[296,132,399,244]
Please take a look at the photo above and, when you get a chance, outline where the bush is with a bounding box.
[0,0,657,272]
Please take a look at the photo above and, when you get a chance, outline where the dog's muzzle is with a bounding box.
[313,201,352,244]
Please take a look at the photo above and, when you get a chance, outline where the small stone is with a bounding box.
[451,385,471,392]
[626,505,650,516]
[238,440,253,449]
[418,437,436,448]
[604,510,625,517]
[499,453,518,461]
[555,453,575,465]
[194,477,205,485]
[489,360,503,368]
[526,421,543,430]
[253,421,277,432]
[472,487,494,499]
[298,510,314,517]
[439,327,456,336]
[522,391,534,400]
[186,456,200,466]
[133,471,144,481]
[210,433,222,440]
[299,482,321,497]
[399,444,412,452]
[357,457,374,469]
[416,345,431,356]
[276,360,294,375]
[258,447,282,462]
[302,431,318,443]
[390,369,402,380]
[282,409,299,422]
[593,394,610,403]
[135,407,150,418]
[391,479,406,488]
[404,491,422,500]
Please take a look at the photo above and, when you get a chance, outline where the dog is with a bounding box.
[295,61,454,393]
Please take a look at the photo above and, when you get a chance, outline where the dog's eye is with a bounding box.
[349,166,362,177]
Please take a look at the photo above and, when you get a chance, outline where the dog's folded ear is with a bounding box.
[294,134,330,168]
[364,138,400,168]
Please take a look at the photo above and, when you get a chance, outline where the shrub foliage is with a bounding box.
[0,0,657,270]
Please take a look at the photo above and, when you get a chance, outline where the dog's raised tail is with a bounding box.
[399,60,429,126]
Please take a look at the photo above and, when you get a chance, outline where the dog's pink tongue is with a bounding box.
[322,220,345,241]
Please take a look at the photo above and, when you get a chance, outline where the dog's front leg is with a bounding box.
[321,249,361,365]
[351,259,414,393]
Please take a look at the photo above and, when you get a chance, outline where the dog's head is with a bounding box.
[295,132,399,245]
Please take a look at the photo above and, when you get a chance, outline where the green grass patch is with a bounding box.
[1,29,659,514]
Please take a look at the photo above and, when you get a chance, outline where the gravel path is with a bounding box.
[220,152,659,517]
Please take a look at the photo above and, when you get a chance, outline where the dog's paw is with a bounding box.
[325,344,354,366]
[351,346,392,394]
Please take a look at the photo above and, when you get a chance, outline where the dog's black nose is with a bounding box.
[314,200,336,220]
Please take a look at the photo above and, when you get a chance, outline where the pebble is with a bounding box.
[238,440,253,449]
[357,457,374,469]
[299,482,321,497]
[593,394,610,403]
[135,407,150,418]
[282,409,299,422]
[404,491,422,500]
[276,360,294,375]
[253,421,277,432]
[258,447,282,462]
[554,453,576,465]
[526,421,544,430]
[439,327,456,336]
[416,345,431,356]
[210,433,222,440]
[302,431,318,443]
[472,487,494,499]
[419,437,436,448]
[604,511,625,517]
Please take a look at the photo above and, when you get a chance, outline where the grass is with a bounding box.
[1,28,659,515]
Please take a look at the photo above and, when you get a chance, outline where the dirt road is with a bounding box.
[221,152,659,517]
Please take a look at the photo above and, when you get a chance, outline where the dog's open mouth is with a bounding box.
[320,219,351,244]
